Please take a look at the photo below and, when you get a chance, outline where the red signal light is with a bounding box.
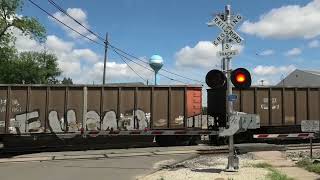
[205,69,227,89]
[231,68,251,89]
[235,73,246,83]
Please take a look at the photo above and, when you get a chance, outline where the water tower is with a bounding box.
[149,55,163,85]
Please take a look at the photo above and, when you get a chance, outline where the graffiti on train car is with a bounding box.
[260,97,280,110]
[0,98,23,113]
[7,109,151,134]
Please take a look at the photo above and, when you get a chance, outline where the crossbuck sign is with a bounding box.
[207,14,244,51]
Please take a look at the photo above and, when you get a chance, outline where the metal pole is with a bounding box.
[103,33,108,85]
[154,72,157,85]
[224,4,238,172]
[310,136,313,159]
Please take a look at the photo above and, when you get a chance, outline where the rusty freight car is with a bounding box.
[233,87,320,133]
[207,87,320,143]
[0,85,203,147]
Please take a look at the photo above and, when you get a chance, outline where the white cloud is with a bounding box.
[51,8,97,40]
[13,27,43,52]
[58,61,82,77]
[80,61,154,84]
[46,35,74,53]
[285,48,302,56]
[240,0,320,39]
[259,49,274,56]
[308,39,320,48]
[72,49,100,63]
[13,28,154,84]
[252,65,296,85]
[175,41,244,69]
[253,65,296,76]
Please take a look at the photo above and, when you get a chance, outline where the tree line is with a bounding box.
[0,0,72,85]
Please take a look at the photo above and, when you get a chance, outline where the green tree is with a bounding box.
[61,77,73,85]
[0,51,61,84]
[0,0,46,45]
[0,0,61,85]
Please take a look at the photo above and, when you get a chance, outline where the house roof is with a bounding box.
[302,70,320,76]
[276,69,320,87]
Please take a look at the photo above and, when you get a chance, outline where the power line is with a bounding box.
[27,0,104,47]
[47,0,106,43]
[47,0,203,84]
[110,47,148,83]
[111,46,187,84]
[108,44,205,84]
[30,0,201,85]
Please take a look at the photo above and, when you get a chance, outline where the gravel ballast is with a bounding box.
[139,154,268,180]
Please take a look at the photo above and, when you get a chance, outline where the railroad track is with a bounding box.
[5,142,320,163]
[0,142,159,157]
[0,146,230,163]
[286,144,320,151]
[286,143,320,147]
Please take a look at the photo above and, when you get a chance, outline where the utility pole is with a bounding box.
[42,44,47,84]
[103,33,109,85]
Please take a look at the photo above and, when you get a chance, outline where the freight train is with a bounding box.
[207,87,320,144]
[0,84,203,147]
[0,84,318,148]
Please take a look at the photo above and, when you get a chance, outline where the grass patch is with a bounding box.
[297,159,320,174]
[254,162,294,180]
[253,162,273,168]
[266,168,294,180]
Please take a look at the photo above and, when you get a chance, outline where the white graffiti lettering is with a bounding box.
[67,110,78,132]
[0,98,22,113]
[86,111,100,131]
[48,111,64,132]
[9,111,43,134]
[8,108,151,134]
[102,111,117,130]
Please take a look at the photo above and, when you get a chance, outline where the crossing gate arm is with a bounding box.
[253,133,314,139]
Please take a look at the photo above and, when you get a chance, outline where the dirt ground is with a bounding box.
[139,154,269,180]
[139,150,320,180]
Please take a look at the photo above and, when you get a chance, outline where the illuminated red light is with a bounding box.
[231,68,251,89]
[236,73,246,83]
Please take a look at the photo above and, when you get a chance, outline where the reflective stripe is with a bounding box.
[254,133,314,139]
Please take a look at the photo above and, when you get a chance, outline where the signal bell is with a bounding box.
[205,69,226,89]
[231,68,251,89]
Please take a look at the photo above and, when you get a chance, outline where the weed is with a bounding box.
[253,162,273,168]
[297,159,320,174]
[266,169,294,180]
[253,162,294,180]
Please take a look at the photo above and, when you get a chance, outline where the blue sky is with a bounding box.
[14,0,320,85]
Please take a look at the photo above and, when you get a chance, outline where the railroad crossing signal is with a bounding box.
[208,14,244,47]
[205,68,251,89]
[206,5,257,172]
[217,49,239,58]
[231,68,252,89]
[205,69,226,89]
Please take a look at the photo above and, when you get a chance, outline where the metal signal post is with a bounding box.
[207,4,244,171]
[223,5,237,172]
